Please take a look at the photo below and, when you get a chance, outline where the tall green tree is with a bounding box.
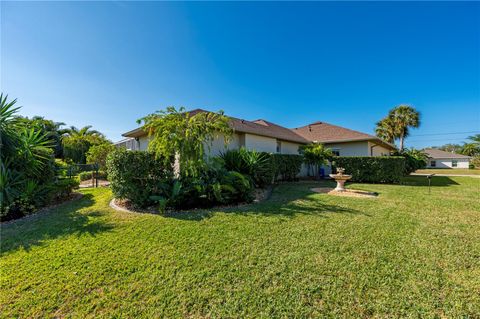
[138,107,232,177]
[62,125,107,164]
[460,143,480,157]
[375,105,420,151]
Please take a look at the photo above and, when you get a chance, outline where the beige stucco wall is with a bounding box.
[368,141,392,156]
[281,141,301,154]
[325,141,369,156]
[244,134,277,153]
[138,136,150,151]
[208,133,242,156]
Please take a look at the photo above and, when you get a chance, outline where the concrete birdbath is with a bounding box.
[329,167,352,192]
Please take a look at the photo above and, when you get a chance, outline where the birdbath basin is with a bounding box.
[329,167,352,192]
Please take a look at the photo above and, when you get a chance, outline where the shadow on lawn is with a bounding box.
[402,175,460,187]
[165,182,367,221]
[0,193,114,255]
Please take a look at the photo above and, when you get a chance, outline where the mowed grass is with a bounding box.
[415,168,480,175]
[1,177,479,318]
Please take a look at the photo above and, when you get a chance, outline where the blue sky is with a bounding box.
[2,1,479,148]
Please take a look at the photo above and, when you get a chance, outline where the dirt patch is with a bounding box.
[311,187,378,198]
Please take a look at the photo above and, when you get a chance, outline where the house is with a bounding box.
[292,121,395,156]
[119,109,309,155]
[116,109,396,157]
[423,149,471,169]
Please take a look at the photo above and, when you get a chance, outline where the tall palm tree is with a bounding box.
[467,134,480,144]
[375,105,420,151]
[389,105,420,151]
[375,116,398,144]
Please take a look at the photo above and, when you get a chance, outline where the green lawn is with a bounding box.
[415,168,480,175]
[1,177,479,318]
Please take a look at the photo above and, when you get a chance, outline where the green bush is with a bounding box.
[333,156,405,184]
[271,154,304,181]
[219,148,273,187]
[106,149,174,207]
[78,170,107,181]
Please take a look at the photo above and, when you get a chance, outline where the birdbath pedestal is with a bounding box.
[329,167,352,192]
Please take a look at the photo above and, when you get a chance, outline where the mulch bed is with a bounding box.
[110,186,273,216]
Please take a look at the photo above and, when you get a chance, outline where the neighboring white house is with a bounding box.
[424,149,471,169]
[116,109,396,158]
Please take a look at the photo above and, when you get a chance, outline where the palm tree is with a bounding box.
[375,105,420,151]
[467,134,480,144]
[62,126,106,163]
[62,125,104,139]
[460,143,480,157]
[375,116,398,144]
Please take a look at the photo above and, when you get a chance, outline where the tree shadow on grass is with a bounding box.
[402,176,460,187]
[0,193,114,255]
[164,183,368,222]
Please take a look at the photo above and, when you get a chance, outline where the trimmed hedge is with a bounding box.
[78,170,107,181]
[106,149,173,207]
[333,156,405,184]
[271,154,304,182]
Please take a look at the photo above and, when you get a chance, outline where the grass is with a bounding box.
[415,168,480,175]
[1,177,479,318]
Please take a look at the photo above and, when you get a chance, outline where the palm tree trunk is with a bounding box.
[399,133,404,151]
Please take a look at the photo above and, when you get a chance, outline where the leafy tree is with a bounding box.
[299,143,333,177]
[138,107,233,177]
[375,105,420,151]
[62,125,108,164]
[86,142,115,170]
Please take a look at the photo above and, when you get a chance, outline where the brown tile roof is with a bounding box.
[423,148,471,159]
[123,109,309,144]
[292,121,395,150]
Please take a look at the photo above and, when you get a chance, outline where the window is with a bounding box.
[276,141,282,153]
[430,160,436,167]
[452,160,458,167]
[331,149,340,156]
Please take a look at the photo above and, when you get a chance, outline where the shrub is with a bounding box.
[299,143,333,178]
[271,154,304,181]
[78,170,107,182]
[106,149,173,207]
[333,156,405,184]
[394,148,427,174]
[47,178,79,201]
[86,143,115,170]
[219,148,273,187]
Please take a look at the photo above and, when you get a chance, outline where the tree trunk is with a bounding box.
[399,133,404,152]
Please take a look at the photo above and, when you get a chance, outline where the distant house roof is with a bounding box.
[292,121,396,150]
[122,109,309,144]
[424,148,471,159]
